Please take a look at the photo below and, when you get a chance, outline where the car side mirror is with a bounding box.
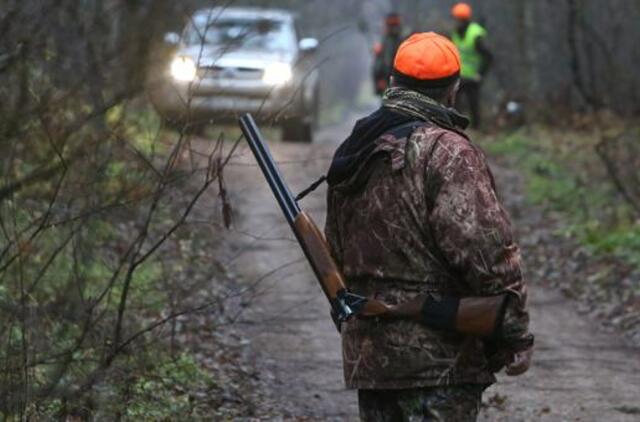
[164,32,181,45]
[298,38,319,54]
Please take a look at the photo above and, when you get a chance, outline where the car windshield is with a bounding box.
[185,16,296,52]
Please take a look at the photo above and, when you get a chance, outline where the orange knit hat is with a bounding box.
[452,2,472,20]
[392,32,461,88]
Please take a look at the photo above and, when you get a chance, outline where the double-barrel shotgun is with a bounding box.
[238,113,509,336]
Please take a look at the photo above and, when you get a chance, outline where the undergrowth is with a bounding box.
[483,128,640,268]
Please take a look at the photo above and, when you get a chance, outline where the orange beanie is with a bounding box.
[392,32,461,88]
[452,3,472,20]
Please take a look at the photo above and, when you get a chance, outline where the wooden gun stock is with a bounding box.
[294,211,390,322]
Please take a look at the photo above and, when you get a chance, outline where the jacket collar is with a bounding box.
[382,86,469,131]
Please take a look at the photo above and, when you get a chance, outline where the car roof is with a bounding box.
[192,7,295,24]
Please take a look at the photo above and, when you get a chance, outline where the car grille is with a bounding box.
[198,65,263,80]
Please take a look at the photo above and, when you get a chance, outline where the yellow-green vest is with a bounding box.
[451,22,487,80]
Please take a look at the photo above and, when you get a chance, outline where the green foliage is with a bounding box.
[485,131,588,210]
[485,129,640,268]
[580,223,640,267]
[0,102,203,418]
[108,104,164,156]
[21,352,219,420]
[1,2,240,417]
[115,354,216,421]
[483,132,531,156]
[527,162,579,210]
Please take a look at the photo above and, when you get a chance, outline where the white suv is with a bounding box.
[151,7,320,142]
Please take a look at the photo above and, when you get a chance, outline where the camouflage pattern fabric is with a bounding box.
[325,87,530,390]
[358,384,485,422]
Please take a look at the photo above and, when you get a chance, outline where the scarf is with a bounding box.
[382,86,469,130]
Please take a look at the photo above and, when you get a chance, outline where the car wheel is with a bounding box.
[281,83,318,143]
[281,117,312,143]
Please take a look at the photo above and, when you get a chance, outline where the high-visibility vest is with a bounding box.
[451,22,487,80]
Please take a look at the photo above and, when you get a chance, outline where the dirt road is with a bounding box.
[214,115,640,421]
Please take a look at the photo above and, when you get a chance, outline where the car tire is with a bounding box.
[281,83,318,143]
[281,117,312,143]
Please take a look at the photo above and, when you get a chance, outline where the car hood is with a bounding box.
[180,45,295,69]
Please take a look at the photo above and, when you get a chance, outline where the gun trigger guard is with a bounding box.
[332,289,368,327]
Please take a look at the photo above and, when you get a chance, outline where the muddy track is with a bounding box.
[207,115,640,421]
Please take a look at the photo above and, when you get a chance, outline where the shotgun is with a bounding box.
[239,113,509,335]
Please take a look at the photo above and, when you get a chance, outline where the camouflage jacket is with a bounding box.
[324,88,530,390]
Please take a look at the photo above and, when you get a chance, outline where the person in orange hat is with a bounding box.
[451,2,493,128]
[372,12,405,96]
[325,32,532,421]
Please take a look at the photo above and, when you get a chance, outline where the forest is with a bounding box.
[1,0,639,420]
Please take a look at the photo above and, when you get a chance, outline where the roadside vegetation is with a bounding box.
[483,122,640,267]
[481,120,640,345]
[0,2,272,418]
[0,97,270,419]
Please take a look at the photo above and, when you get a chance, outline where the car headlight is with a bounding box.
[262,63,293,86]
[170,56,197,82]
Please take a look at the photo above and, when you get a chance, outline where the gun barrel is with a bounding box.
[239,114,301,227]
[239,114,370,326]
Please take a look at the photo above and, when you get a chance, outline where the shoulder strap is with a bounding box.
[295,120,427,201]
[385,119,427,140]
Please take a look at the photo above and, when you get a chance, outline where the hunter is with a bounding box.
[325,32,533,421]
[372,12,405,96]
[451,2,493,129]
